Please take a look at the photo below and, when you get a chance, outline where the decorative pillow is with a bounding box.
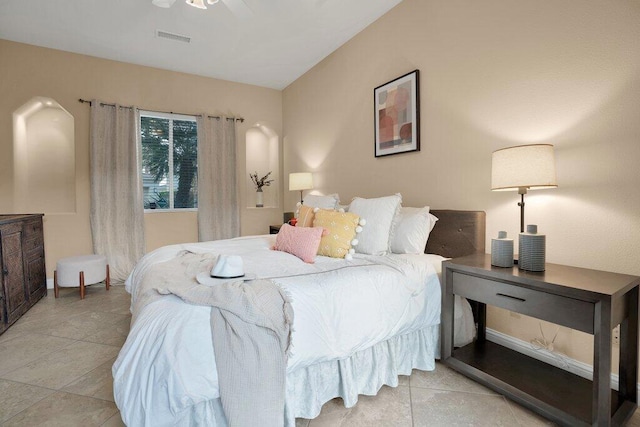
[391,207,439,254]
[302,193,340,210]
[348,194,402,255]
[313,210,363,259]
[272,224,324,263]
[296,205,316,227]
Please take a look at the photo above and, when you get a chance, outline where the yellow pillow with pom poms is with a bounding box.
[313,209,364,259]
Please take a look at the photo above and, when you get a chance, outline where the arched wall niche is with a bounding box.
[245,123,279,209]
[13,97,76,214]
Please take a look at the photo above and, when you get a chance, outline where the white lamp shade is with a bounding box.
[491,144,557,191]
[289,172,314,191]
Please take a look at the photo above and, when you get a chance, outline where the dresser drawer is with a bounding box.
[23,219,43,250]
[452,272,594,334]
[26,246,44,262]
[23,237,43,253]
[23,218,43,241]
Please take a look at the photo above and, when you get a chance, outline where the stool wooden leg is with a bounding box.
[54,270,59,298]
[79,271,85,300]
[105,264,110,291]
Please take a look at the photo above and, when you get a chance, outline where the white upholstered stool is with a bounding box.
[54,255,110,299]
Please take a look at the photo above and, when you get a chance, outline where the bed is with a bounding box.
[112,209,486,426]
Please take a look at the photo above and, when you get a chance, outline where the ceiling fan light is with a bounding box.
[152,0,177,7]
[186,0,207,9]
[206,0,219,4]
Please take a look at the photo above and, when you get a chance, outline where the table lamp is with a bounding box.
[491,144,557,232]
[289,172,314,204]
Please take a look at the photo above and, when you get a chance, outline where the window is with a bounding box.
[140,111,198,210]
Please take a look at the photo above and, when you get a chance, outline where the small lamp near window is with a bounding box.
[289,172,314,204]
[491,144,557,233]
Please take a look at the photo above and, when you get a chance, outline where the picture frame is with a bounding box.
[374,70,420,157]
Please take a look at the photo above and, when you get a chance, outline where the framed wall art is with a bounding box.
[374,70,420,157]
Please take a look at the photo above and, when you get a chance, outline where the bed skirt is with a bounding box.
[170,325,440,426]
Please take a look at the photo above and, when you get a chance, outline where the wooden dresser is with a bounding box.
[0,214,47,335]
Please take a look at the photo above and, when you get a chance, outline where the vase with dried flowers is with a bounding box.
[250,171,274,207]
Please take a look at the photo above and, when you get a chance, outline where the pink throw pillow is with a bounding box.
[272,224,324,263]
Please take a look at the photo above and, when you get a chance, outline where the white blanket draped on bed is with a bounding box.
[113,235,474,426]
[135,250,294,427]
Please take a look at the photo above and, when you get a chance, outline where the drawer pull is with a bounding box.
[496,293,526,302]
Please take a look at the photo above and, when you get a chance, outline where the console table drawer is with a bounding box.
[452,272,594,334]
[23,218,43,240]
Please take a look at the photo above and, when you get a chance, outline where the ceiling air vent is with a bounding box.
[156,30,191,43]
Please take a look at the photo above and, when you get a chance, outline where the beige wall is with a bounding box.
[282,0,640,368]
[1,0,639,373]
[0,39,283,279]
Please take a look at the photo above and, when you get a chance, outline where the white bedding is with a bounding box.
[113,235,473,426]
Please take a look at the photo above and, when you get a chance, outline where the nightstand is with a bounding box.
[441,253,639,426]
[269,224,282,234]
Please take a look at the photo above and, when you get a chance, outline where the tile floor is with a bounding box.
[0,285,638,426]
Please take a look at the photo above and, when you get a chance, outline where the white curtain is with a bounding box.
[197,116,240,241]
[89,101,145,282]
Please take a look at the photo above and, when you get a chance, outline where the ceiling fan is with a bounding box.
[152,0,253,19]
[152,0,219,9]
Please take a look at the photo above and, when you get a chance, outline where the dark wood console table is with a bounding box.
[0,214,47,335]
[441,253,639,426]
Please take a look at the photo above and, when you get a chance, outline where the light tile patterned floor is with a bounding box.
[0,285,638,426]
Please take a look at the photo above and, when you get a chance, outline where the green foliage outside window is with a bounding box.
[141,115,198,209]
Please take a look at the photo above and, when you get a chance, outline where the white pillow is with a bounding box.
[302,193,340,210]
[336,203,350,212]
[348,193,402,255]
[391,207,439,254]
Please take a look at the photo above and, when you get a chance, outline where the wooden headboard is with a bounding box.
[425,210,486,258]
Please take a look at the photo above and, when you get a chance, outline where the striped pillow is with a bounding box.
[296,205,316,227]
[272,224,324,263]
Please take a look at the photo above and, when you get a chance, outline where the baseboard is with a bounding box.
[46,278,54,289]
[486,328,640,395]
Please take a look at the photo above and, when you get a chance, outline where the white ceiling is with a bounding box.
[0,0,402,90]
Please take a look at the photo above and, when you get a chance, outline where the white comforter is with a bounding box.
[113,235,462,425]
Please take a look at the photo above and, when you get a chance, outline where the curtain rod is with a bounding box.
[77,99,244,122]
